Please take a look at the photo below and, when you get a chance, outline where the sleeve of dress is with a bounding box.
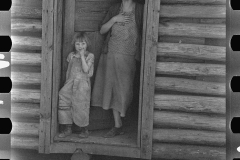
[66,52,73,63]
[86,53,94,77]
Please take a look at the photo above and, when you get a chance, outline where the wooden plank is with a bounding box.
[51,142,140,158]
[153,129,225,146]
[11,71,41,85]
[159,36,205,45]
[74,0,119,31]
[155,77,225,96]
[158,43,226,61]
[39,0,54,153]
[161,0,226,4]
[51,0,63,144]
[153,111,226,131]
[152,143,225,160]
[11,103,39,120]
[11,89,40,103]
[155,94,225,114]
[11,6,42,19]
[159,22,226,39]
[141,0,160,159]
[54,130,137,147]
[156,62,225,77]
[11,36,42,51]
[11,52,41,66]
[160,5,225,18]
[138,0,149,148]
[11,122,39,137]
[11,19,42,35]
[11,136,39,150]
[62,0,75,84]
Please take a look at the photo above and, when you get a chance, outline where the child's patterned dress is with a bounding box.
[58,52,94,127]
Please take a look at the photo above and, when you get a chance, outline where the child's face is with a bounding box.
[75,40,87,52]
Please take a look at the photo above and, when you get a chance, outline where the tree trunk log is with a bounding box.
[155,94,225,114]
[11,136,38,150]
[11,19,42,35]
[159,22,226,39]
[154,111,226,131]
[152,143,225,160]
[160,5,225,18]
[155,77,225,96]
[12,122,39,137]
[11,103,39,120]
[11,52,41,66]
[11,89,40,103]
[11,72,41,85]
[158,42,225,61]
[153,129,225,146]
[161,0,225,4]
[12,36,42,51]
[156,62,225,77]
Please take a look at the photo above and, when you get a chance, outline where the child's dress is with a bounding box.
[58,52,94,127]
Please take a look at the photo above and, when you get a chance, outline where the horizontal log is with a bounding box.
[11,19,42,34]
[12,0,42,8]
[159,22,226,39]
[156,62,225,77]
[11,103,39,120]
[155,77,225,96]
[158,57,205,63]
[11,71,41,85]
[11,122,39,137]
[154,111,225,131]
[160,18,226,25]
[11,52,41,66]
[11,6,42,19]
[11,136,38,150]
[161,0,226,4]
[160,5,225,18]
[159,36,205,45]
[155,94,225,114]
[153,129,225,146]
[152,143,225,160]
[11,36,42,51]
[158,43,226,61]
[11,89,40,103]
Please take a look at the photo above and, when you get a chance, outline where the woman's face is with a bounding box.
[75,40,87,52]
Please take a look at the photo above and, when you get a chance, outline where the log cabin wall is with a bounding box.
[11,0,41,150]
[153,0,226,159]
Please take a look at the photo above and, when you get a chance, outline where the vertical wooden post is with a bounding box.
[141,0,160,159]
[62,0,75,85]
[51,0,63,144]
[138,0,149,147]
[39,0,54,153]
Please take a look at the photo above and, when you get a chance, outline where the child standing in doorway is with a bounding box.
[58,32,94,138]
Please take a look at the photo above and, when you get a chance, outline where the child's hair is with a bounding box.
[71,32,91,53]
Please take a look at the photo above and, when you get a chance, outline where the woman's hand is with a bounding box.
[113,13,130,24]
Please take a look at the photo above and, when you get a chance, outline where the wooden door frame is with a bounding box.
[39,0,160,159]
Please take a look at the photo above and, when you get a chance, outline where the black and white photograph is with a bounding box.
[0,0,234,159]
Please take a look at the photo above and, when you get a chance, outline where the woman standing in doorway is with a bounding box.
[91,0,143,138]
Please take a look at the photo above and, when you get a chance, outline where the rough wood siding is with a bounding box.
[11,0,42,150]
[153,0,226,159]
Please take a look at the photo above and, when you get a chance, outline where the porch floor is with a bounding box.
[54,120,138,147]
